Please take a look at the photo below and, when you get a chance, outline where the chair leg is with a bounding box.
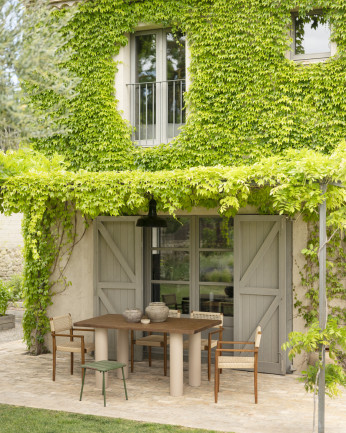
[148,346,152,367]
[254,365,258,404]
[81,350,85,380]
[208,345,211,381]
[214,367,218,403]
[80,368,86,401]
[131,336,134,373]
[52,347,56,381]
[103,371,106,407]
[121,367,128,400]
[130,331,134,373]
[71,352,74,375]
[163,334,167,376]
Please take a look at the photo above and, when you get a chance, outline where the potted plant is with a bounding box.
[0,280,15,330]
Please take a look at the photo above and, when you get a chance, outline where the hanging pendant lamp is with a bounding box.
[136,198,167,228]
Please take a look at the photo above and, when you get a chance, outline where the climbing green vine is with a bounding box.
[297,226,346,326]
[28,0,346,171]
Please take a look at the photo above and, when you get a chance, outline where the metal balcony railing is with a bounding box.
[127,79,186,146]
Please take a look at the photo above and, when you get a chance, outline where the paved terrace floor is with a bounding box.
[0,339,345,433]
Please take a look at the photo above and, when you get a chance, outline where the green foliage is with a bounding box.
[4,274,24,301]
[296,226,346,326]
[0,275,24,315]
[302,363,346,398]
[0,280,12,316]
[0,0,79,151]
[282,319,346,397]
[1,0,346,355]
[23,0,346,171]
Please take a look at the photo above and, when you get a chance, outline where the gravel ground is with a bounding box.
[0,307,24,344]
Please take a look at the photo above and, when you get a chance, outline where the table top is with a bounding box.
[74,314,221,335]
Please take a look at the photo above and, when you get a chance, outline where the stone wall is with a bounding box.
[0,214,23,280]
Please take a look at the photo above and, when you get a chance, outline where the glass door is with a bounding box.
[198,217,233,319]
[150,217,191,311]
[147,216,233,323]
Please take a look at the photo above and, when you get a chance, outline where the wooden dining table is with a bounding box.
[74,314,221,397]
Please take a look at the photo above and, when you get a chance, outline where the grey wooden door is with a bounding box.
[234,215,286,374]
[94,216,143,360]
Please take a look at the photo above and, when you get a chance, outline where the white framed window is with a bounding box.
[128,29,186,146]
[291,11,331,62]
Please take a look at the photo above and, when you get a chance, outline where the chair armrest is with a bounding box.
[216,348,258,353]
[72,328,95,332]
[208,327,224,336]
[51,333,72,338]
[218,340,255,346]
[52,333,85,340]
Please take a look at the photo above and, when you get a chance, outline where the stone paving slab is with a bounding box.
[0,339,345,433]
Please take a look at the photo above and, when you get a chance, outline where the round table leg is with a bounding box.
[95,328,108,389]
[189,332,201,387]
[170,333,183,396]
[117,329,129,379]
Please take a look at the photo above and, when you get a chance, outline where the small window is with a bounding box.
[129,29,186,146]
[292,12,331,61]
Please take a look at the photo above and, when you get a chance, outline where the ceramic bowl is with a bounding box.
[122,308,143,323]
[141,318,150,325]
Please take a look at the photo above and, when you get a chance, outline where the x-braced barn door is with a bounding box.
[234,215,287,374]
[94,217,143,360]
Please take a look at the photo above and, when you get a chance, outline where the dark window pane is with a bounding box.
[152,217,190,248]
[134,82,156,141]
[151,283,189,311]
[166,31,186,81]
[135,34,156,82]
[152,250,189,281]
[295,14,330,55]
[199,285,233,317]
[199,217,233,248]
[135,34,156,140]
[200,251,233,283]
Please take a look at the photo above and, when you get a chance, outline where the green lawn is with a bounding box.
[0,404,227,433]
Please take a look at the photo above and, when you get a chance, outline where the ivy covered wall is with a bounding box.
[2,0,345,355]
[32,0,346,172]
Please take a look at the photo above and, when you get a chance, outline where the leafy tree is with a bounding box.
[0,0,79,151]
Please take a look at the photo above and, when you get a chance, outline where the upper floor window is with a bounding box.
[128,29,186,146]
[291,12,331,62]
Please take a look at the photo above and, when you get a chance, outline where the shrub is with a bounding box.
[0,281,12,316]
[6,274,24,301]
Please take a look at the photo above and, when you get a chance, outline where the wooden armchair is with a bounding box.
[131,309,181,376]
[183,311,224,381]
[49,313,95,381]
[214,325,262,403]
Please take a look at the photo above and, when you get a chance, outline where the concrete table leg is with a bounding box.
[117,329,129,379]
[169,333,183,397]
[95,328,108,389]
[189,332,201,387]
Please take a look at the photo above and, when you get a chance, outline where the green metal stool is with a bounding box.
[80,360,128,406]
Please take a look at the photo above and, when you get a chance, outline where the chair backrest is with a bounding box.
[190,311,223,327]
[161,294,177,307]
[168,309,181,318]
[50,314,72,333]
[254,325,262,348]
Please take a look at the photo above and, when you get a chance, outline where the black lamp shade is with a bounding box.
[136,199,167,228]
